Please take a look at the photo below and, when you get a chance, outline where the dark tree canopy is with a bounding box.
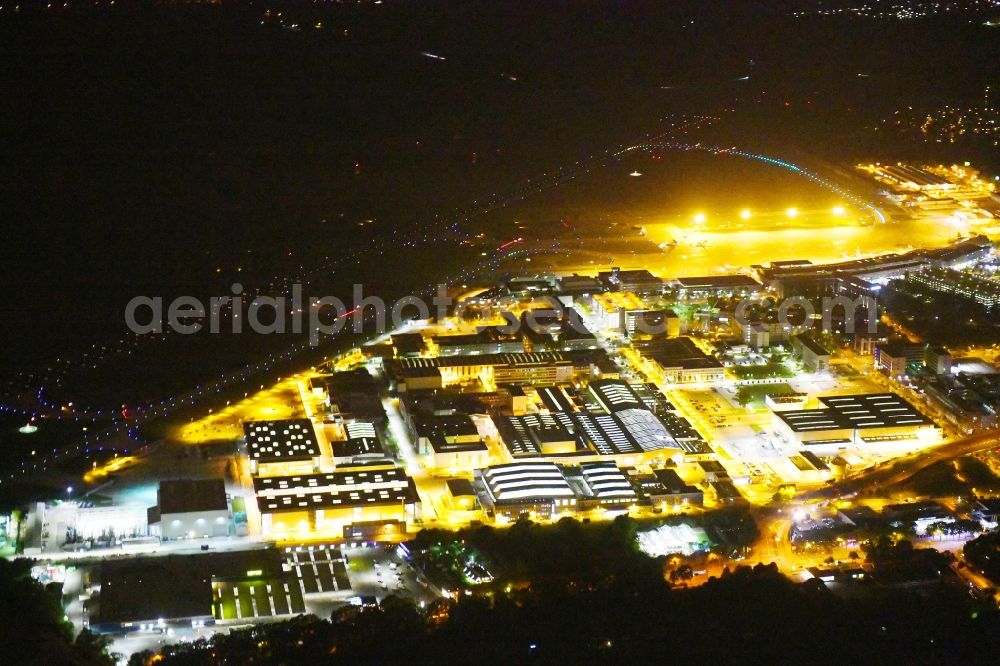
[0,559,116,666]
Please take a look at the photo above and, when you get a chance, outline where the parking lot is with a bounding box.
[213,578,306,621]
[676,386,766,442]
[343,545,441,604]
[284,544,352,594]
[209,545,356,622]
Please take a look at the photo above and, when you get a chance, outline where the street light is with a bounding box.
[693,212,706,223]
[832,205,845,216]
[786,207,798,218]
[740,208,751,220]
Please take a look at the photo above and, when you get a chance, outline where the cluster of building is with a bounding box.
[591,291,680,337]
[242,416,420,539]
[925,372,1000,431]
[229,270,751,533]
[790,333,832,372]
[475,461,633,520]
[858,162,998,219]
[87,544,350,632]
[471,455,738,521]
[754,235,993,300]
[493,379,710,463]
[54,242,997,550]
[873,341,952,377]
[235,373,724,534]
[19,477,234,555]
[389,351,601,393]
[631,337,727,384]
[907,267,1000,310]
[798,496,1000,546]
[879,92,1000,149]
[92,248,992,547]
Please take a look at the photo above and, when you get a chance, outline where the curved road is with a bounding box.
[801,429,1000,502]
[736,429,1000,574]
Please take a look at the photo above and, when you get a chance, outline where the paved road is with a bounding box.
[22,535,271,563]
[735,429,1000,576]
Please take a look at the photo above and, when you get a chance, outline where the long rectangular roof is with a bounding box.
[580,462,637,500]
[775,393,932,432]
[500,405,684,457]
[631,382,676,412]
[613,408,680,452]
[398,352,576,370]
[254,468,408,493]
[256,484,416,513]
[574,412,641,455]
[672,275,761,289]
[634,337,725,370]
[414,414,480,439]
[652,468,701,495]
[883,164,950,187]
[818,393,932,427]
[776,408,848,432]
[331,422,384,458]
[158,478,228,515]
[244,419,320,462]
[537,385,576,412]
[254,469,417,513]
[588,379,644,412]
[481,462,574,503]
[793,333,832,357]
[499,413,581,456]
